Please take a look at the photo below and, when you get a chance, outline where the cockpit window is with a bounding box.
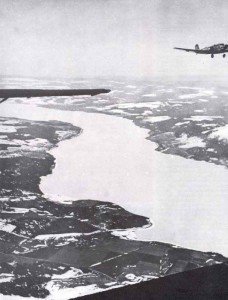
[215,44,225,50]
[202,47,210,51]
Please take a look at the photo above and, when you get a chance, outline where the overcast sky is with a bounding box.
[1,0,228,79]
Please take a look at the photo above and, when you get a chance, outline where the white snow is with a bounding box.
[52,269,83,280]
[209,125,228,142]
[179,93,201,99]
[109,90,124,94]
[144,116,171,123]
[1,138,52,152]
[93,99,109,103]
[200,123,218,128]
[0,220,16,233]
[0,274,14,283]
[56,131,76,140]
[207,148,215,152]
[172,104,182,107]
[0,139,16,145]
[109,109,133,116]
[1,207,30,214]
[170,100,193,104]
[198,98,209,102]
[1,103,228,256]
[111,229,136,240]
[194,110,205,113]
[126,85,136,88]
[0,126,17,133]
[177,86,201,90]
[46,283,106,300]
[34,233,82,240]
[35,230,100,240]
[115,101,161,109]
[177,134,206,148]
[179,90,214,99]
[174,121,190,126]
[185,116,223,122]
[26,138,50,147]
[0,295,37,300]
[142,110,153,116]
[124,273,157,283]
[142,94,156,97]
[3,120,22,125]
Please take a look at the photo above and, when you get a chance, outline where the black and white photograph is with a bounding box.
[0,0,227,299]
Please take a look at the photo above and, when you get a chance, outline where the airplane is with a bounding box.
[0,88,110,104]
[174,43,228,58]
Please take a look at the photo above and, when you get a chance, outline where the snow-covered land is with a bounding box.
[1,103,228,256]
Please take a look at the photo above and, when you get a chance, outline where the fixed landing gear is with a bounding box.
[223,54,226,58]
[211,54,214,58]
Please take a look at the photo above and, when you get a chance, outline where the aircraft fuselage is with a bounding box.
[174,43,228,58]
[197,44,228,54]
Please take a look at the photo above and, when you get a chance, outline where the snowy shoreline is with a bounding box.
[1,102,228,256]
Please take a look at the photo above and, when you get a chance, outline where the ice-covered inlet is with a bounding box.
[1,103,228,256]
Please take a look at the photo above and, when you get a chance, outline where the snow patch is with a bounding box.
[0,220,16,232]
[175,121,190,126]
[178,134,206,149]
[46,283,106,300]
[126,85,136,88]
[0,126,17,133]
[144,116,171,123]
[185,116,223,122]
[115,102,161,109]
[179,90,214,99]
[52,269,83,280]
[209,125,228,142]
[0,274,14,283]
[142,94,156,97]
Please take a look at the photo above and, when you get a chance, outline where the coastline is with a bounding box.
[0,102,227,299]
[1,102,228,256]
[40,105,228,255]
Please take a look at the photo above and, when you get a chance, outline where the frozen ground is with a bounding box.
[1,102,227,256]
[0,77,227,299]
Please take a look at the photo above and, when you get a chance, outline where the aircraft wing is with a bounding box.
[174,47,199,53]
[0,88,111,104]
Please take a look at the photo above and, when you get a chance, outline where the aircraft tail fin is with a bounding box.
[195,44,200,50]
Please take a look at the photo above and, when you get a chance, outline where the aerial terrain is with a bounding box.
[0,76,227,299]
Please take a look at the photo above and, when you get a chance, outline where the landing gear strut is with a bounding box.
[223,54,226,58]
[211,54,214,58]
